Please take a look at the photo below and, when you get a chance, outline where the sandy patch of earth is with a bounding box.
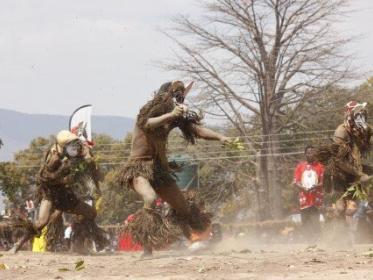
[1,242,373,280]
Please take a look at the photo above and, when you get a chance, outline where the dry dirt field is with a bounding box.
[1,241,373,280]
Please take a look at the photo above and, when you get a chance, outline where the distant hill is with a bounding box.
[0,108,134,161]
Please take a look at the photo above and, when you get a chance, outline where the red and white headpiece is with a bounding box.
[344,101,367,115]
[344,101,368,130]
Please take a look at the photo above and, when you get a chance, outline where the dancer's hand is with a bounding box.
[220,136,232,145]
[222,137,245,151]
[171,104,186,118]
[360,173,372,183]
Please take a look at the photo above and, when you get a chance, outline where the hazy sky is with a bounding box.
[0,0,372,118]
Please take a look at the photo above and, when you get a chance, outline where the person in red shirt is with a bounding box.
[293,145,325,241]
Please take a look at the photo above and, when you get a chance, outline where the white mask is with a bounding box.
[354,113,367,130]
[64,141,81,158]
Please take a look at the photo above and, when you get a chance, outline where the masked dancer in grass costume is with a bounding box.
[10,130,107,253]
[118,81,231,258]
[315,101,372,222]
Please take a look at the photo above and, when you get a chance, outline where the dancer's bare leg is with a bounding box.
[133,176,157,209]
[133,176,157,258]
[10,199,53,253]
[155,182,190,217]
[158,182,212,249]
[49,209,63,223]
[155,182,194,239]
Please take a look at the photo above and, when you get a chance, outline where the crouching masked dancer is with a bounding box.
[46,132,104,252]
[118,81,231,258]
[315,101,372,224]
[10,130,107,253]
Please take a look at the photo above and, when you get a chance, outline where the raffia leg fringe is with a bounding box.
[0,221,13,249]
[9,217,38,237]
[46,215,64,252]
[188,204,212,233]
[182,190,212,234]
[71,219,109,253]
[7,218,38,253]
[126,208,184,250]
[1,219,32,250]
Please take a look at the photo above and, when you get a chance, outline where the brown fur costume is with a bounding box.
[315,124,372,195]
[14,147,108,252]
[36,147,80,211]
[315,140,354,193]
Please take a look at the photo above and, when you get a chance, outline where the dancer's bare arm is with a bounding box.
[193,125,230,143]
[144,105,184,130]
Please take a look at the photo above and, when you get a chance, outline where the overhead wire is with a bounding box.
[13,133,333,157]
[4,128,335,170]
[13,150,306,169]
[9,141,322,166]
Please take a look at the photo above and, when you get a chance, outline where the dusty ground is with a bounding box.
[1,241,373,280]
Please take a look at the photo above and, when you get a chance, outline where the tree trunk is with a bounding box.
[256,118,273,220]
[268,134,283,219]
[256,152,271,220]
[257,111,283,220]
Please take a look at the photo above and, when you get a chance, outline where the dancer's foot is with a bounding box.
[8,242,21,254]
[140,247,153,259]
[188,241,208,252]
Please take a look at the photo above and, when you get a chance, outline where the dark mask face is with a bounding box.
[172,90,185,103]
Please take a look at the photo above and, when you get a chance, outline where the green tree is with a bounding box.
[93,133,143,224]
[0,137,51,203]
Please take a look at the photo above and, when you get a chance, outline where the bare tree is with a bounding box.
[165,0,352,219]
